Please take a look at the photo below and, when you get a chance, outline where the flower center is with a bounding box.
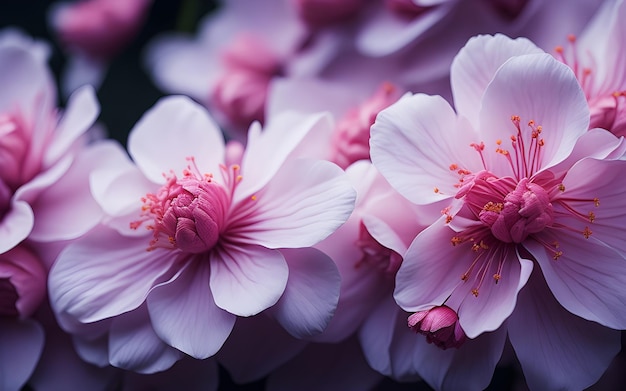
[131,157,237,253]
[0,113,39,191]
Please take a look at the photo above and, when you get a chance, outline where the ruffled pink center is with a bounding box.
[408,305,466,349]
[355,221,402,279]
[132,158,234,254]
[466,176,554,244]
[212,34,283,127]
[330,82,400,169]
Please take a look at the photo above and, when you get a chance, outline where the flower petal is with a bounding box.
[370,93,482,205]
[394,220,477,312]
[210,244,288,317]
[44,85,99,166]
[451,34,542,127]
[266,248,340,339]
[216,315,307,383]
[147,260,236,359]
[527,228,626,329]
[0,200,33,254]
[231,159,355,249]
[128,96,225,184]
[479,53,589,175]
[238,111,334,197]
[109,305,183,374]
[454,250,533,338]
[0,318,44,391]
[508,270,620,391]
[49,225,178,323]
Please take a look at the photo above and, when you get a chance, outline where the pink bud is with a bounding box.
[408,306,466,349]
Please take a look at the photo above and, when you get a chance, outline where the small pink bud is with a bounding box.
[408,306,466,349]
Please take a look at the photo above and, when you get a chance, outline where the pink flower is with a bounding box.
[0,43,114,390]
[370,34,626,389]
[49,96,355,373]
[551,0,626,137]
[50,0,151,60]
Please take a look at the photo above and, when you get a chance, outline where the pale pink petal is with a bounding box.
[527,228,626,329]
[394,220,478,312]
[72,333,111,367]
[29,304,121,391]
[30,142,112,241]
[451,34,542,127]
[60,54,107,98]
[508,270,620,391]
[0,200,34,253]
[210,244,288,317]
[413,326,507,390]
[49,226,178,323]
[479,53,589,175]
[266,248,340,338]
[144,35,218,100]
[44,85,99,165]
[147,261,236,359]
[122,357,219,391]
[370,93,482,205]
[216,315,307,383]
[0,319,44,391]
[356,2,454,57]
[108,305,183,374]
[231,159,355,248]
[238,111,333,198]
[0,46,55,117]
[128,96,225,184]
[266,336,384,391]
[554,157,626,252]
[454,252,533,338]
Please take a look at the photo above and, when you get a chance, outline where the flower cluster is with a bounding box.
[3,0,626,390]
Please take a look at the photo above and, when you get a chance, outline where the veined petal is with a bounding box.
[0,318,44,391]
[49,226,179,323]
[454,251,533,338]
[508,271,620,391]
[230,158,355,249]
[370,93,482,205]
[394,220,477,313]
[527,228,626,329]
[147,260,236,359]
[239,111,333,198]
[479,53,589,175]
[451,34,543,127]
[128,96,225,184]
[109,305,183,374]
[266,248,340,339]
[209,244,288,317]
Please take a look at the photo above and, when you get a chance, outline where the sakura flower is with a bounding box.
[49,0,152,94]
[49,95,355,373]
[551,0,626,137]
[370,34,626,389]
[144,0,321,138]
[0,43,117,390]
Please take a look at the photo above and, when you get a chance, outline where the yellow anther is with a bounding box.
[583,227,592,239]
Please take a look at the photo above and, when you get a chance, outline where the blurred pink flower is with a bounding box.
[370,34,626,390]
[551,0,626,137]
[49,96,355,373]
